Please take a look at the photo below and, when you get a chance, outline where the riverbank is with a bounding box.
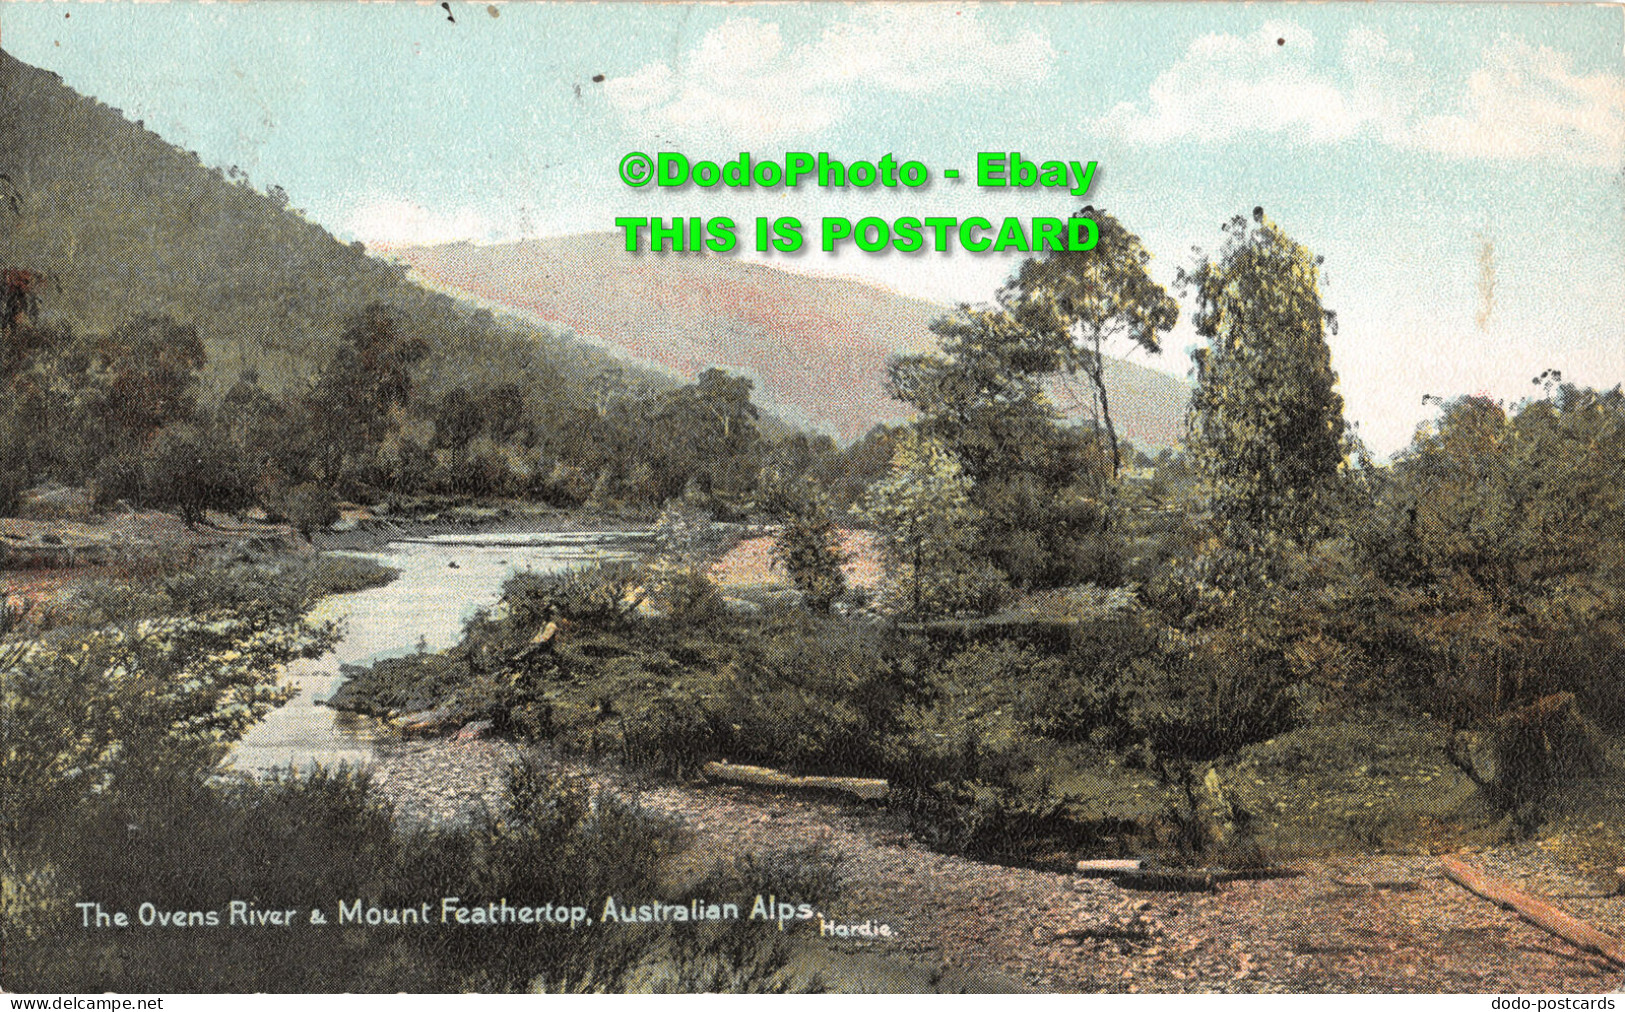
[311,503,664,552]
[369,736,1625,994]
[0,502,665,612]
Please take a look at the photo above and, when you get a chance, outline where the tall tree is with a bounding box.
[305,303,429,482]
[887,305,1115,589]
[87,314,207,453]
[854,430,995,615]
[999,207,1179,477]
[1179,209,1347,542]
[887,305,1070,485]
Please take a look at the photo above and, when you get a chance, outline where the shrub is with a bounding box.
[5,761,836,993]
[720,620,923,776]
[767,481,847,612]
[1445,692,1607,834]
[281,482,340,541]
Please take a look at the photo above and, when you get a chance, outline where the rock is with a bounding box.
[454,719,494,742]
[395,704,463,735]
[533,621,562,645]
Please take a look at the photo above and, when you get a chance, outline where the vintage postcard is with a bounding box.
[2,0,1623,997]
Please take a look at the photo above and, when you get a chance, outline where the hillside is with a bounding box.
[0,49,628,402]
[390,235,1193,447]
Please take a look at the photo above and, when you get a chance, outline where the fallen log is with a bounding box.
[1331,877,1420,892]
[1117,869,1218,893]
[702,761,888,801]
[1076,859,1146,876]
[1440,855,1625,969]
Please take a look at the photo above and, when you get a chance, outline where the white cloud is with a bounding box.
[1099,25,1625,168]
[604,5,1054,141]
[1412,38,1625,168]
[339,200,503,249]
[1098,23,1368,145]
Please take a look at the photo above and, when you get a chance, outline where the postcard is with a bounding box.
[2,0,1623,996]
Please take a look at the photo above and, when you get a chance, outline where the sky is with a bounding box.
[2,0,1622,453]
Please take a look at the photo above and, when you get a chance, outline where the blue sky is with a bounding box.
[2,1,1621,452]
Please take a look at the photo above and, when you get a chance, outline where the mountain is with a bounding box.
[388,234,1193,448]
[0,46,1188,451]
[0,49,631,402]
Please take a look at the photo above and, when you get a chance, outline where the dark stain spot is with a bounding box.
[487,4,499,17]
[441,2,456,23]
[1277,37,1285,46]
[592,74,606,83]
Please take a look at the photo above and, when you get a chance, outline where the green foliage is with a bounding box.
[884,302,1124,592]
[1364,388,1625,718]
[1179,210,1348,543]
[5,762,834,993]
[1000,206,1179,476]
[83,314,208,455]
[0,552,393,852]
[763,477,846,612]
[720,620,924,775]
[855,430,1006,616]
[105,422,256,523]
[2,552,832,993]
[1340,386,1625,827]
[280,482,340,541]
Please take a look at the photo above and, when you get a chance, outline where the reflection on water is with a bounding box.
[226,533,640,774]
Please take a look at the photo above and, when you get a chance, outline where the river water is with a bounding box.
[226,531,644,774]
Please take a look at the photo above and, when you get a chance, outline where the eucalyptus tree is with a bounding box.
[999,206,1179,478]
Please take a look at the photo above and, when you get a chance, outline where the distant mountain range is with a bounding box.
[1,45,1189,450]
[389,235,1193,448]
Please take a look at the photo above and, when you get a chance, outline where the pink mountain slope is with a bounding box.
[389,233,1189,447]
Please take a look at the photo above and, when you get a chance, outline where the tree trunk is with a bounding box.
[1080,341,1121,480]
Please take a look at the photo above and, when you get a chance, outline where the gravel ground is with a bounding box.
[369,736,1625,994]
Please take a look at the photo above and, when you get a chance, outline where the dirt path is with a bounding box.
[369,737,1625,994]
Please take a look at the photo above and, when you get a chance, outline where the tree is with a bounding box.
[999,207,1179,477]
[305,303,429,483]
[762,475,847,612]
[281,483,341,542]
[887,305,1070,484]
[1351,386,1625,828]
[1179,209,1347,543]
[643,368,762,504]
[86,315,207,454]
[886,305,1116,588]
[142,423,256,525]
[854,430,1002,615]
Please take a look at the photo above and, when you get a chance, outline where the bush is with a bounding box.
[4,762,837,993]
[504,563,647,635]
[1445,692,1607,834]
[719,620,924,776]
[767,481,847,612]
[280,482,340,541]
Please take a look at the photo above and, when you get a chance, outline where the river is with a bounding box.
[227,531,645,774]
